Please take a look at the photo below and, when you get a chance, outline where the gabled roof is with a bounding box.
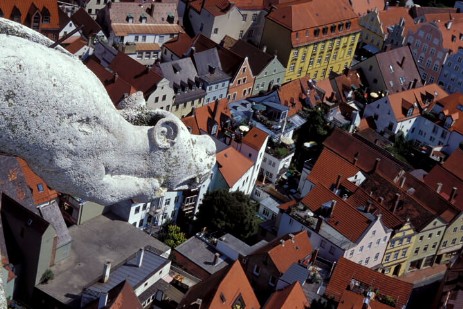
[179,261,260,309]
[241,127,268,151]
[109,52,162,95]
[424,164,463,211]
[386,84,447,122]
[85,56,137,105]
[301,184,372,242]
[410,6,458,19]
[349,0,385,16]
[422,13,463,52]
[442,148,463,181]
[330,69,364,103]
[182,99,231,136]
[325,257,413,309]
[277,78,305,117]
[17,158,58,206]
[229,39,276,76]
[0,0,60,30]
[248,231,313,273]
[162,32,194,58]
[377,7,414,34]
[430,93,463,135]
[306,148,360,189]
[216,147,254,188]
[190,0,237,17]
[159,57,199,87]
[71,7,102,38]
[65,38,87,54]
[263,281,310,309]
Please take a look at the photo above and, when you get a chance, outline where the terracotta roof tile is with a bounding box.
[86,280,143,309]
[422,13,463,52]
[111,23,184,36]
[85,57,137,105]
[17,158,58,205]
[188,98,231,136]
[442,148,463,181]
[349,0,386,16]
[378,7,415,35]
[266,0,361,47]
[179,261,260,308]
[429,93,463,135]
[162,32,193,57]
[337,290,395,309]
[301,184,372,242]
[216,147,254,188]
[325,257,413,309]
[277,79,305,117]
[106,2,179,24]
[250,231,313,273]
[331,69,364,103]
[424,165,463,211]
[263,281,310,309]
[65,38,88,54]
[242,127,268,151]
[109,52,162,95]
[0,0,60,30]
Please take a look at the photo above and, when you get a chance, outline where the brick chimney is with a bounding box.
[392,193,401,213]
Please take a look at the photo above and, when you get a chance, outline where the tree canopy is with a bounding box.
[163,225,187,248]
[195,189,259,240]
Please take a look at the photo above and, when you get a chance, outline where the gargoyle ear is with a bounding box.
[150,118,179,149]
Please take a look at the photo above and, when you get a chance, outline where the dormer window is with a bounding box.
[407,107,414,117]
[322,26,328,35]
[444,116,454,129]
[139,14,147,23]
[338,22,343,31]
[42,7,50,24]
[32,11,41,31]
[11,6,21,22]
[346,21,352,30]
[330,24,336,33]
[0,9,4,18]
[126,14,134,23]
[314,28,320,37]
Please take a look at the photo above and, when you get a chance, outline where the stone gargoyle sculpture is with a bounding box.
[0,18,216,205]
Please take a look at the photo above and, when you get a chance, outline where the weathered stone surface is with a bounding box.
[0,18,216,205]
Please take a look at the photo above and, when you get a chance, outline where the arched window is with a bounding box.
[0,9,4,18]
[32,11,41,30]
[11,6,21,23]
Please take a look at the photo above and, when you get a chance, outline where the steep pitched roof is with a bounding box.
[179,261,260,309]
[16,158,58,206]
[442,148,463,181]
[65,37,87,54]
[229,39,276,76]
[162,32,194,58]
[216,147,254,188]
[424,164,463,211]
[106,1,178,24]
[349,0,385,16]
[109,52,162,95]
[301,184,372,242]
[249,231,313,273]
[423,13,463,52]
[241,127,268,151]
[377,6,414,34]
[85,56,137,105]
[71,7,102,38]
[277,79,305,117]
[386,84,447,122]
[182,99,231,136]
[431,93,463,135]
[263,281,310,309]
[0,0,60,30]
[325,257,413,309]
[86,281,143,309]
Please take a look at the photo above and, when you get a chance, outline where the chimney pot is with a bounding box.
[400,176,406,188]
[289,233,295,242]
[136,248,145,268]
[280,239,285,247]
[392,193,400,213]
[373,158,381,172]
[378,196,384,204]
[213,252,220,265]
[450,187,458,201]
[436,182,443,194]
[102,261,111,283]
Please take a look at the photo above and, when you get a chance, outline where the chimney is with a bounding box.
[373,158,381,172]
[262,45,267,53]
[353,152,359,166]
[334,174,342,192]
[384,1,389,10]
[315,217,323,232]
[113,72,118,82]
[400,176,406,188]
[330,200,337,217]
[208,65,216,74]
[280,239,285,247]
[450,187,458,201]
[446,18,454,30]
[213,252,220,265]
[392,193,400,213]
[289,233,295,242]
[98,293,108,309]
[101,261,111,283]
[365,200,373,213]
[436,182,443,194]
[136,248,145,268]
[378,197,384,205]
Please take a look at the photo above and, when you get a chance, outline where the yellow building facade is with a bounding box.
[260,0,361,82]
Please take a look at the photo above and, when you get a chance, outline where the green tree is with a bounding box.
[195,189,259,240]
[164,225,187,248]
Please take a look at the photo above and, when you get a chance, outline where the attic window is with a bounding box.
[42,7,50,24]
[139,14,147,23]
[338,22,343,31]
[220,293,226,303]
[322,26,328,35]
[11,6,21,22]
[232,294,246,309]
[126,14,134,23]
[37,184,44,192]
[314,28,320,37]
[346,21,351,30]
[172,63,181,73]
[330,25,336,33]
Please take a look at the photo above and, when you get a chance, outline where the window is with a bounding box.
[389,65,394,73]
[359,246,364,253]
[289,63,295,72]
[213,28,218,34]
[433,63,439,71]
[428,233,432,239]
[349,250,354,257]
[432,242,437,249]
[239,30,244,38]
[134,35,139,42]
[383,236,387,242]
[423,245,428,252]
[384,253,391,262]
[374,253,379,261]
[162,94,167,101]
[37,184,44,192]
[320,240,326,248]
[365,257,370,265]
[376,239,381,246]
[419,235,424,242]
[454,227,458,233]
[452,238,457,245]
[346,21,351,29]
[401,248,407,257]
[359,260,363,265]
[135,206,140,214]
[393,251,399,260]
[252,13,257,21]
[414,247,419,255]
[293,50,299,58]
[268,276,277,286]
[443,240,448,247]
[367,242,372,249]
[164,198,171,206]
[142,35,146,42]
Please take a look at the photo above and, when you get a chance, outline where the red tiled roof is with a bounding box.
[111,23,184,36]
[179,261,260,308]
[162,32,194,57]
[325,257,413,309]
[85,57,137,105]
[17,158,58,206]
[216,147,254,188]
[337,290,395,309]
[423,13,463,52]
[0,0,60,30]
[424,164,463,211]
[301,184,371,242]
[182,99,231,136]
[65,38,87,54]
[109,52,162,96]
[106,1,178,24]
[349,0,385,16]
[278,79,305,117]
[242,127,268,151]
[266,0,361,47]
[87,280,143,309]
[70,7,102,38]
[307,148,360,189]
[331,69,364,103]
[377,7,414,35]
[442,148,463,181]
[251,231,313,273]
[430,93,463,135]
[263,281,310,309]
